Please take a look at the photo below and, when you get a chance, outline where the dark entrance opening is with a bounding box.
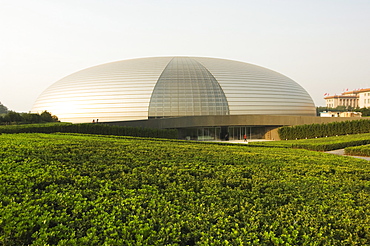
[220,126,229,141]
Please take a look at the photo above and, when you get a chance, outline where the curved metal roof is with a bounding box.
[32,56,315,123]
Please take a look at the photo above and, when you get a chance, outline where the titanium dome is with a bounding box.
[32,57,315,123]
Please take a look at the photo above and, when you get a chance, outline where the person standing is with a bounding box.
[243,134,247,142]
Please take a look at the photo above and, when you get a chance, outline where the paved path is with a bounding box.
[210,139,272,144]
[211,140,370,161]
[325,149,370,161]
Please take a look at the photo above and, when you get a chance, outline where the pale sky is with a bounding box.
[1,0,369,112]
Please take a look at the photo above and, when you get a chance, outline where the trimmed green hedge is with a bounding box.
[278,119,370,140]
[0,123,178,139]
[345,145,370,156]
[291,139,370,151]
[252,133,370,151]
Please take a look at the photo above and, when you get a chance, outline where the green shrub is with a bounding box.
[278,119,370,140]
[0,123,178,139]
[345,145,370,156]
[252,133,370,151]
[1,133,370,245]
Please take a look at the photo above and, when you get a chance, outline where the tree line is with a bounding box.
[0,111,59,124]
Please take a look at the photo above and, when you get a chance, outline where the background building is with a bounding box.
[324,91,359,108]
[358,88,370,108]
[324,89,370,108]
[320,111,362,117]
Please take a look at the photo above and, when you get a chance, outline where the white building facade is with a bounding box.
[358,89,370,108]
[324,89,370,109]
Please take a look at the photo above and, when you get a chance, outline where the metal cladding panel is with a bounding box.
[32,57,172,123]
[193,57,316,116]
[32,56,316,123]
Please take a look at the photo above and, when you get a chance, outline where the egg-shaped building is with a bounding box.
[32,56,315,124]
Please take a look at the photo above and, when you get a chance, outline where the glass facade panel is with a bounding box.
[148,57,229,118]
[179,126,266,141]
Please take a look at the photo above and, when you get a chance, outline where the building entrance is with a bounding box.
[228,126,265,140]
[181,126,266,141]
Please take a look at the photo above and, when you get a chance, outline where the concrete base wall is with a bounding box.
[264,127,281,140]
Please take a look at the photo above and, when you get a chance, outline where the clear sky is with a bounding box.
[1,0,369,112]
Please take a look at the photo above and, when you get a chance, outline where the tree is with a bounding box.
[0,102,8,114]
[316,106,330,116]
[354,107,370,116]
[4,111,22,123]
[21,113,42,123]
[40,111,59,122]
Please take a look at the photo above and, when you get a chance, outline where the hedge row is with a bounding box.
[251,133,370,151]
[345,145,370,156]
[278,119,370,140]
[291,139,370,151]
[0,123,178,139]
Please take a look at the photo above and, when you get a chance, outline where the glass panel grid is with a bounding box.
[148,57,229,118]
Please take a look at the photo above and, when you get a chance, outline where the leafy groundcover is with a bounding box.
[1,133,370,245]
